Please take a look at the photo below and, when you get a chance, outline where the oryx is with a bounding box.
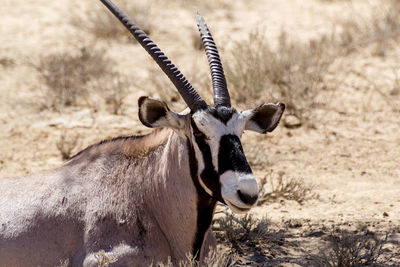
[0,0,285,266]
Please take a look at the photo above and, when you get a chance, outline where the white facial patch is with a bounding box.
[192,111,248,174]
[191,135,213,196]
[190,109,258,213]
[220,171,258,214]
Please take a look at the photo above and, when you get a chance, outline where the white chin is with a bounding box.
[226,200,252,214]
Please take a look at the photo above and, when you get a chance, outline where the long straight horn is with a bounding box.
[196,13,231,107]
[100,0,207,111]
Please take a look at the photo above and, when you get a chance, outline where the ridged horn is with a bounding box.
[100,0,207,111]
[195,13,231,107]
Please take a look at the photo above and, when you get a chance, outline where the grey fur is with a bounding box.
[0,126,215,266]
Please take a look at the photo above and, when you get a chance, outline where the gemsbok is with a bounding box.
[0,0,285,266]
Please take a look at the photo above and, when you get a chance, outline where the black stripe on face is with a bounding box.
[191,119,224,202]
[218,135,252,175]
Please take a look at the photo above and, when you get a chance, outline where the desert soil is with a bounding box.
[0,0,399,266]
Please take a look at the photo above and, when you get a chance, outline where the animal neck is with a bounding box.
[186,137,217,259]
[147,130,217,260]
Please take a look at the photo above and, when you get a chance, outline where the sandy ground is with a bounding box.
[1,0,399,265]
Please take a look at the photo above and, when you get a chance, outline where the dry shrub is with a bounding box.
[0,57,15,68]
[56,129,80,160]
[338,0,400,56]
[258,171,318,205]
[200,250,238,267]
[191,31,203,51]
[147,67,183,110]
[225,30,335,123]
[176,0,232,13]
[225,0,400,123]
[98,74,131,115]
[153,249,238,267]
[244,142,275,167]
[35,47,131,113]
[213,210,284,265]
[391,70,400,97]
[71,0,152,41]
[388,70,400,112]
[318,0,351,2]
[310,228,394,266]
[147,65,212,111]
[35,47,110,110]
[213,211,271,246]
[56,259,70,267]
[349,68,400,113]
[95,250,118,267]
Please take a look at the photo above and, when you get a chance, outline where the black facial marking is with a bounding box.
[209,106,235,124]
[191,119,224,202]
[187,139,217,260]
[218,135,252,175]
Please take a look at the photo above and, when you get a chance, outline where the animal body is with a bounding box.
[0,0,285,266]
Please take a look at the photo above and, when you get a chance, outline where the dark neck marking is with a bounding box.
[186,138,217,260]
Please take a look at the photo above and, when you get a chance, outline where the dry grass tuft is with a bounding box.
[213,211,271,246]
[310,228,394,266]
[0,57,15,68]
[338,0,400,56]
[35,47,111,110]
[98,74,131,115]
[147,65,212,111]
[213,210,284,265]
[318,0,352,2]
[95,250,118,267]
[225,0,400,124]
[147,66,183,110]
[56,259,70,267]
[153,249,238,267]
[56,129,80,160]
[225,30,334,123]
[176,0,232,14]
[244,142,275,167]
[34,46,131,113]
[71,0,152,41]
[258,171,318,205]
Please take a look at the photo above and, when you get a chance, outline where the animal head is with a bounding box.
[101,1,285,213]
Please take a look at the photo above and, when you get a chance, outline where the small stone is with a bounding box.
[283,115,302,129]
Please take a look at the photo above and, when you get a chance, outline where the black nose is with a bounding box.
[237,190,258,205]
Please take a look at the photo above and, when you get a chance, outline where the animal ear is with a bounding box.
[244,103,285,133]
[138,97,186,130]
